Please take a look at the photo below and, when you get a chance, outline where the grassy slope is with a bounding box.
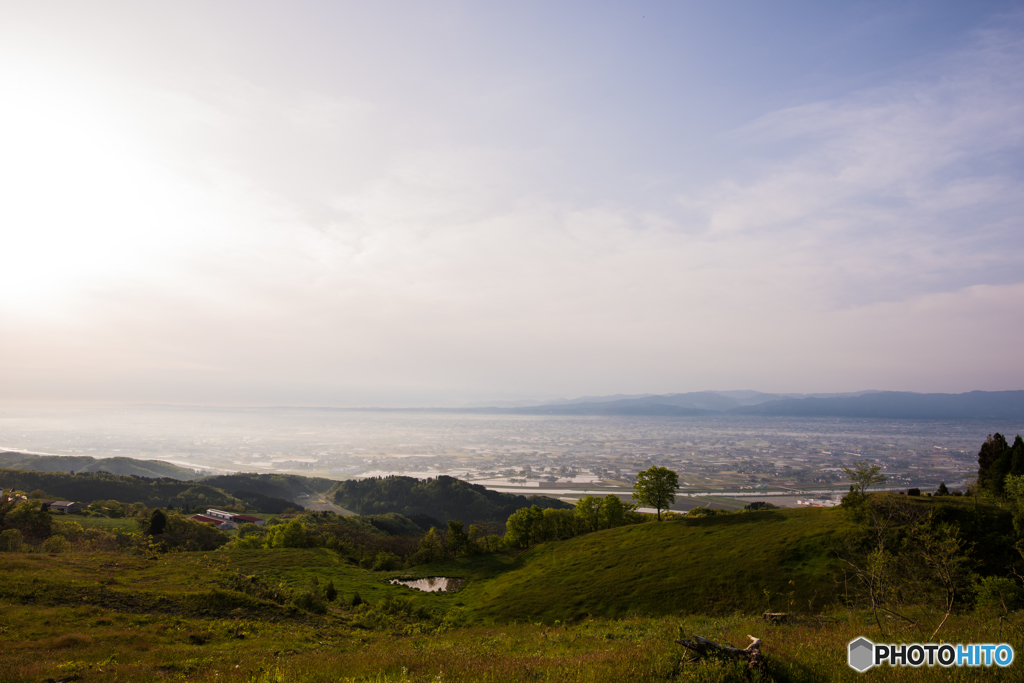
[453,496,1015,625]
[1,496,1021,681]
[460,507,858,623]
[1,550,1019,682]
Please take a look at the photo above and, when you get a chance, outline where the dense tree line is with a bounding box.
[0,469,295,513]
[503,494,643,548]
[330,475,571,524]
[199,472,335,500]
[977,433,1024,498]
[232,489,299,514]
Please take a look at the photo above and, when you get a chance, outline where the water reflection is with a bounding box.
[390,577,461,592]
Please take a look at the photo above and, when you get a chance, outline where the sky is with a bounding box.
[1,1,1023,407]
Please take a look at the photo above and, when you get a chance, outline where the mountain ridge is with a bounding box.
[498,389,1024,419]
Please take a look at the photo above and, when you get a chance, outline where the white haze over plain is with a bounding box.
[1,2,1022,406]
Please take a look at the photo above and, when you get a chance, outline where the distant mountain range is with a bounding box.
[480,390,1024,420]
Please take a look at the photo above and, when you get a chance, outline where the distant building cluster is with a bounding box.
[796,499,838,507]
[189,508,265,530]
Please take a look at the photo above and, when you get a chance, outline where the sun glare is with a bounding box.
[0,66,209,314]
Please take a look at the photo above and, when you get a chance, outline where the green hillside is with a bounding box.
[0,451,202,480]
[453,507,855,622]
[451,495,1017,624]
[0,490,1019,682]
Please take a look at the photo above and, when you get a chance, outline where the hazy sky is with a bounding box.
[2,1,1023,406]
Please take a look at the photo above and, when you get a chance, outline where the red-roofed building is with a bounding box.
[205,509,266,525]
[230,514,265,525]
[191,514,237,530]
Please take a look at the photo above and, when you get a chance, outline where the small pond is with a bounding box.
[389,577,462,592]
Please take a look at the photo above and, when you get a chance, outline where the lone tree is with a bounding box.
[841,460,887,498]
[633,466,679,521]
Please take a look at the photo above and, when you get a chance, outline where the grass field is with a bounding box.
[1,501,1019,681]
[0,548,1017,682]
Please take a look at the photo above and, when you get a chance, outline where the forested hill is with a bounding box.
[0,469,297,513]
[0,451,203,480]
[330,475,572,525]
[197,473,336,500]
[0,455,336,505]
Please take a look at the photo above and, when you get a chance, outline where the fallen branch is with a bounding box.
[675,634,764,669]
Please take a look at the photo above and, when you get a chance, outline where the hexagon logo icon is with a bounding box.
[848,637,875,672]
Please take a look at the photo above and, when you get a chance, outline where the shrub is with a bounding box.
[686,506,731,517]
[268,520,306,548]
[3,500,55,538]
[974,576,1024,612]
[291,589,327,614]
[372,551,401,571]
[42,535,71,553]
[0,528,24,551]
[224,574,290,604]
[79,527,118,552]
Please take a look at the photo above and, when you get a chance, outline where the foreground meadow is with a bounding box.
[0,548,1019,682]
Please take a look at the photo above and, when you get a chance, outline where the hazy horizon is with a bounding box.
[1,387,1021,412]
[3,2,1023,407]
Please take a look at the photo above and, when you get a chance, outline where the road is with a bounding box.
[302,496,357,516]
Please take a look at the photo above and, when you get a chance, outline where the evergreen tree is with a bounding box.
[148,509,168,535]
[1010,435,1024,478]
[978,433,1010,495]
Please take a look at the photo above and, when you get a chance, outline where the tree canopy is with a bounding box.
[840,460,887,498]
[632,466,678,521]
[977,433,1024,498]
